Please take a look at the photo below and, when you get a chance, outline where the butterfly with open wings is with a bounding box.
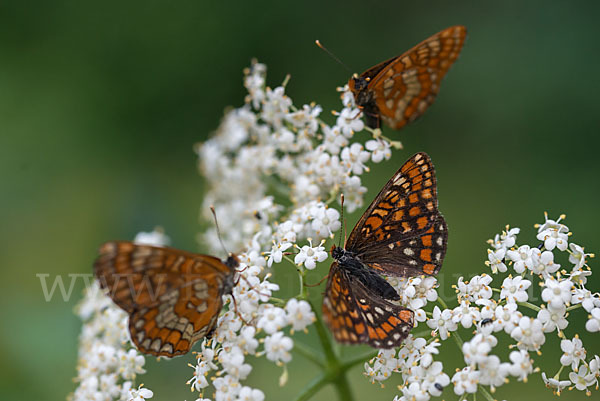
[94,241,238,357]
[322,152,448,348]
[349,25,466,130]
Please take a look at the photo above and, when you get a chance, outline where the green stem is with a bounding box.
[451,330,465,349]
[311,300,338,363]
[478,385,495,401]
[342,350,378,370]
[566,304,582,312]
[516,301,541,312]
[293,341,325,367]
[306,299,356,401]
[291,372,329,401]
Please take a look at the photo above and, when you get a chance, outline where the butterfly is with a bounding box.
[349,25,467,130]
[94,241,238,357]
[322,152,447,348]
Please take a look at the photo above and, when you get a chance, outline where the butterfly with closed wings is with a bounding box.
[349,25,466,130]
[322,152,448,348]
[94,241,238,357]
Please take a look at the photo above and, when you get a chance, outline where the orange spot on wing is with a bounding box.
[421,235,432,247]
[367,326,378,339]
[409,206,421,216]
[398,310,413,323]
[366,216,383,229]
[423,263,436,275]
[355,323,366,334]
[381,322,393,333]
[409,193,419,204]
[420,249,433,262]
[417,216,429,229]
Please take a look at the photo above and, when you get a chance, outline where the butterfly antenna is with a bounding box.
[339,193,346,247]
[210,205,230,256]
[315,40,353,73]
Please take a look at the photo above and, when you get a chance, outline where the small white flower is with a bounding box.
[236,386,265,401]
[284,299,315,332]
[310,206,341,239]
[529,249,561,278]
[500,275,531,303]
[336,107,364,136]
[489,226,520,250]
[427,306,457,340]
[219,346,252,380]
[321,125,348,154]
[261,86,291,128]
[478,355,511,391]
[506,245,534,274]
[399,381,429,401]
[493,303,522,334]
[487,248,507,274]
[560,336,586,371]
[256,304,287,334]
[537,304,568,333]
[117,349,146,380]
[213,375,241,401]
[264,332,293,364]
[571,288,599,312]
[294,239,328,270]
[452,366,480,395]
[510,317,546,352]
[541,277,573,309]
[537,227,569,251]
[365,138,391,163]
[568,243,593,269]
[586,307,600,332]
[541,372,571,395]
[237,326,259,355]
[365,349,398,383]
[127,385,153,401]
[265,241,292,267]
[536,212,569,234]
[133,228,170,246]
[341,143,370,175]
[398,276,438,309]
[452,300,481,329]
[462,333,496,365]
[508,349,534,381]
[568,365,596,392]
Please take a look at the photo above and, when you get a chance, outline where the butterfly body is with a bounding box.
[94,241,238,357]
[349,25,467,130]
[323,152,448,348]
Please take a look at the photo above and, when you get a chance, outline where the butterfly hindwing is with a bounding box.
[323,263,414,348]
[94,241,235,357]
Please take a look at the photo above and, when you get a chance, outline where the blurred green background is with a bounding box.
[1,0,599,400]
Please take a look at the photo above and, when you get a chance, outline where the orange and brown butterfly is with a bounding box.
[322,152,447,348]
[94,241,238,357]
[349,25,467,130]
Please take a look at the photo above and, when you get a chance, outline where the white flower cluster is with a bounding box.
[70,230,167,401]
[365,213,599,399]
[197,59,395,255]
[188,60,400,400]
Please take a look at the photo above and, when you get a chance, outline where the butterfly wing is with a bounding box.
[345,152,447,277]
[367,25,466,130]
[94,241,234,357]
[322,262,414,348]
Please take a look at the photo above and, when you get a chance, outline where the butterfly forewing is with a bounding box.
[94,241,235,357]
[345,153,447,277]
[322,263,414,348]
[351,25,466,130]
